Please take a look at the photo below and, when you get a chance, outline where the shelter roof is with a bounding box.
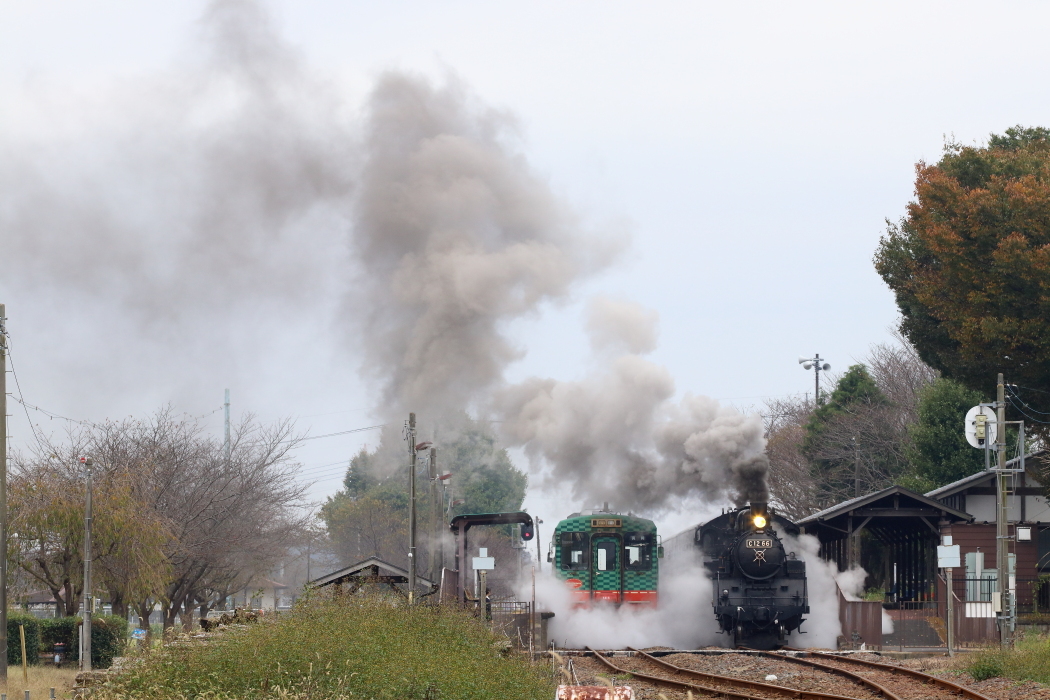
[797,485,972,537]
[309,556,434,589]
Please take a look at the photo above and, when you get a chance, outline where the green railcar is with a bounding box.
[548,509,660,607]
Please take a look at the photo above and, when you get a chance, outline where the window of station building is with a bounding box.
[595,540,618,571]
[623,532,653,571]
[560,532,589,571]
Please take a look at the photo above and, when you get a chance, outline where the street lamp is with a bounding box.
[798,354,831,406]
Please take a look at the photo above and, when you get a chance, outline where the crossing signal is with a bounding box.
[520,521,534,541]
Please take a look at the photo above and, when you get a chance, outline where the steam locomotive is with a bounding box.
[665,501,809,649]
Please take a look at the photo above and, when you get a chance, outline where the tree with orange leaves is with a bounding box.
[876,126,1050,421]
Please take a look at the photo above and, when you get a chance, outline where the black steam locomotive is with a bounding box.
[693,501,809,649]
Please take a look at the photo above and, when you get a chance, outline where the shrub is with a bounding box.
[967,636,1050,684]
[98,594,553,700]
[8,612,41,666]
[40,615,129,669]
[967,651,1004,681]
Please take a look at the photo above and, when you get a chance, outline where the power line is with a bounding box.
[297,424,386,442]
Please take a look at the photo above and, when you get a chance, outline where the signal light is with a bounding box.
[520,521,535,541]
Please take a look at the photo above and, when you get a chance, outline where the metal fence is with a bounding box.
[488,601,534,651]
[875,576,1049,650]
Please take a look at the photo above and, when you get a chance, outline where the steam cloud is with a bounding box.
[0,0,769,511]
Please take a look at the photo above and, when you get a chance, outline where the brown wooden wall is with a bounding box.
[946,523,1040,574]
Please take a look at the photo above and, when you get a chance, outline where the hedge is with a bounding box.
[8,612,41,666]
[40,615,128,669]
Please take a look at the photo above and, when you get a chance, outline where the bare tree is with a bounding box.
[763,335,939,517]
[763,396,821,520]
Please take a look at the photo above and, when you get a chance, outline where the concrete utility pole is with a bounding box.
[429,447,441,583]
[81,456,94,672]
[0,303,8,680]
[995,373,1012,649]
[407,413,417,604]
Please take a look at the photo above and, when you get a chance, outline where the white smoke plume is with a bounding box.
[525,565,721,650]
[776,530,892,648]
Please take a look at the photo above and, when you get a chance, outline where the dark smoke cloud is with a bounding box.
[348,72,619,418]
[0,0,770,510]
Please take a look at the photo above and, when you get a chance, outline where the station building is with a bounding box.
[797,451,1050,647]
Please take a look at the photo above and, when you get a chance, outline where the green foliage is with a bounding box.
[8,612,41,666]
[803,365,890,501]
[323,418,528,564]
[97,594,554,700]
[39,615,128,669]
[967,651,1005,681]
[967,635,1050,684]
[343,448,377,497]
[905,378,987,488]
[875,125,1050,422]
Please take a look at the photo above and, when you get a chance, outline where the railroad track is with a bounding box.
[585,646,868,700]
[744,648,995,700]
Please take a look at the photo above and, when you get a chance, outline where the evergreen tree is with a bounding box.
[904,378,988,491]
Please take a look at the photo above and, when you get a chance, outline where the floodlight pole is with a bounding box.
[82,456,94,672]
[799,354,830,406]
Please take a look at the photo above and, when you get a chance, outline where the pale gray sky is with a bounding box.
[3,1,1048,543]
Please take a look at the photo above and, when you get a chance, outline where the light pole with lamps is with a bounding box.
[798,354,831,406]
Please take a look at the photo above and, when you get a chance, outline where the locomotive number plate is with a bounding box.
[746,539,773,549]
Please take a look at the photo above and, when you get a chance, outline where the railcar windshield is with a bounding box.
[560,532,589,571]
[623,532,653,571]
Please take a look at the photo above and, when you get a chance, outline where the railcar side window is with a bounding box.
[623,532,653,571]
[595,540,618,571]
[560,532,589,571]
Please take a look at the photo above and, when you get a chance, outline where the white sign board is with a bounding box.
[472,557,494,570]
[964,405,997,449]
[937,544,961,569]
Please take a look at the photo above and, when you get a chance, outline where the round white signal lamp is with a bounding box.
[753,515,767,529]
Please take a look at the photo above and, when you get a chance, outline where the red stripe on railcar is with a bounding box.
[623,590,658,606]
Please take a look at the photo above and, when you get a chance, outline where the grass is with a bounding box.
[95,593,554,700]
[0,666,79,699]
[965,634,1050,683]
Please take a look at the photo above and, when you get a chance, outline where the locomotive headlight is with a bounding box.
[753,515,767,529]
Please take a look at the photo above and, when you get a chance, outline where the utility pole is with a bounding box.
[0,303,8,680]
[429,447,441,583]
[995,373,1012,649]
[81,456,94,672]
[407,413,417,604]
[853,437,861,498]
[223,389,231,463]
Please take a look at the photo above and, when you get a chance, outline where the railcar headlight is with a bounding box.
[753,515,767,529]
